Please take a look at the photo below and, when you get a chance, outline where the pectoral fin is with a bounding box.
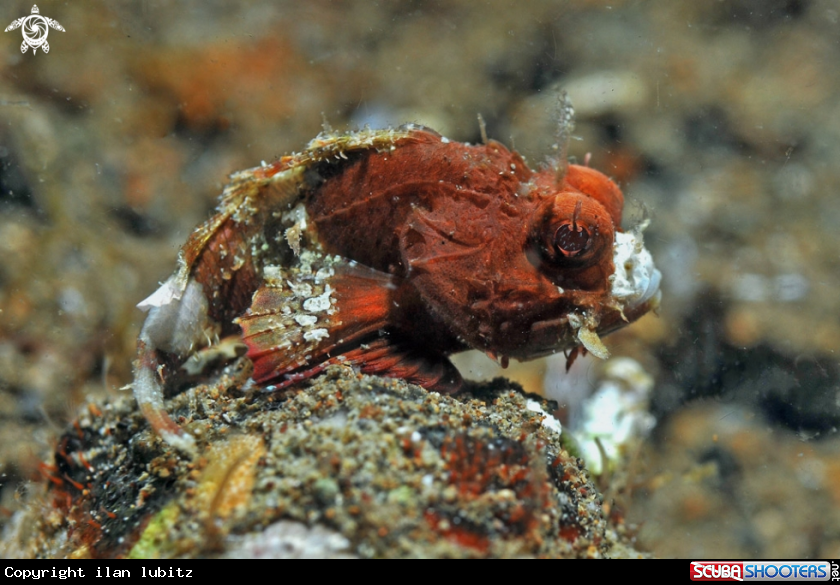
[238,255,395,384]
[238,253,462,393]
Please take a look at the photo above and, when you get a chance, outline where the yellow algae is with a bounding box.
[195,435,266,522]
[128,503,181,559]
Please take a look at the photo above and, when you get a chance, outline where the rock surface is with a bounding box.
[1,365,642,558]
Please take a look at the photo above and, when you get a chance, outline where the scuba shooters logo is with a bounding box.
[691,561,836,581]
[692,563,744,581]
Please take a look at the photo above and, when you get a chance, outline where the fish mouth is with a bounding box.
[563,228,661,359]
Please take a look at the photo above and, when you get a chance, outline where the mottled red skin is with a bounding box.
[191,222,261,326]
[305,128,623,361]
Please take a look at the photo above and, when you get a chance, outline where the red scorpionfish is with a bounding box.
[133,102,661,452]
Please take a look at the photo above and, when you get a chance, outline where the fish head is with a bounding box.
[494,164,661,361]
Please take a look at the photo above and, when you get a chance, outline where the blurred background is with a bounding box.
[1,0,839,558]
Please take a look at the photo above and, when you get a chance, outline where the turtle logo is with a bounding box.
[5,5,64,55]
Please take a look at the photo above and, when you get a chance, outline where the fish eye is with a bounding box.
[531,195,614,273]
[553,218,593,259]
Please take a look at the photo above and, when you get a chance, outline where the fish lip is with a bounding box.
[608,230,661,312]
[628,266,662,310]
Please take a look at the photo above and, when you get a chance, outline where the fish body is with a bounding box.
[133,125,661,452]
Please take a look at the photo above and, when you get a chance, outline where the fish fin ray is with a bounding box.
[238,255,397,384]
[258,337,462,395]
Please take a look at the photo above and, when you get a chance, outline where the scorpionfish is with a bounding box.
[133,116,661,452]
